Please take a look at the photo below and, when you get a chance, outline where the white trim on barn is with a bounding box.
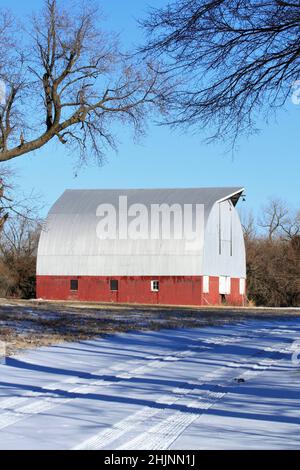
[219,276,231,295]
[203,275,210,293]
[239,278,246,295]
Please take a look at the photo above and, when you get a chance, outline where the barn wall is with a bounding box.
[36,275,245,306]
[202,200,246,278]
[202,276,245,306]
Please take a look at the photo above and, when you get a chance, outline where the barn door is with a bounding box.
[219,276,230,299]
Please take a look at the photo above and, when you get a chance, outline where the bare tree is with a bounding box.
[1,167,43,232]
[258,199,289,240]
[0,186,8,231]
[0,212,42,258]
[240,209,256,241]
[244,198,300,306]
[280,210,300,239]
[0,168,43,297]
[141,0,300,144]
[0,0,169,164]
[0,168,13,231]
[0,213,42,298]
[258,199,300,240]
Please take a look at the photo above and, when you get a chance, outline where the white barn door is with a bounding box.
[219,276,231,294]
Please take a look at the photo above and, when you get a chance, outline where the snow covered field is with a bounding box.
[0,317,299,450]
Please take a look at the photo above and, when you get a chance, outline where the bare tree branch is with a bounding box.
[1,167,44,233]
[0,0,170,164]
[258,198,300,240]
[141,0,300,146]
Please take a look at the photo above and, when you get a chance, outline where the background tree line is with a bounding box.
[0,171,42,299]
[242,200,300,307]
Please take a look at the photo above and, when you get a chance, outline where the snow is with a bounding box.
[0,317,299,449]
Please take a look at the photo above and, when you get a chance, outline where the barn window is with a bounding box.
[239,278,245,295]
[70,279,78,291]
[151,280,159,292]
[110,279,119,291]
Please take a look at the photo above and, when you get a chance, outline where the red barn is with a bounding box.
[36,187,246,306]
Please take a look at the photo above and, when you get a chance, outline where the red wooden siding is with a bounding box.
[36,275,245,306]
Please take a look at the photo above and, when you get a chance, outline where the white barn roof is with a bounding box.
[37,187,245,278]
[49,187,243,215]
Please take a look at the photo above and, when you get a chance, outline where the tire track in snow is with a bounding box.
[0,322,287,438]
[72,369,228,450]
[0,331,211,431]
[73,326,291,450]
[0,325,247,422]
[117,344,292,450]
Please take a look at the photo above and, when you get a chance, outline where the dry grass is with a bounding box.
[0,300,299,356]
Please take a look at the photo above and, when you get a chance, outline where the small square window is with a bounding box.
[110,279,118,291]
[151,280,159,292]
[70,279,78,291]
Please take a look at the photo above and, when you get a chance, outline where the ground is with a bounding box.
[1,299,299,355]
[0,305,299,450]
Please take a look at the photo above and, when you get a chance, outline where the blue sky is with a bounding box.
[2,0,300,217]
